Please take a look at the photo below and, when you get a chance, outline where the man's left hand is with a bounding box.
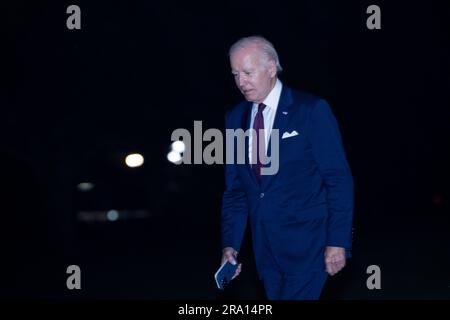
[324,246,346,276]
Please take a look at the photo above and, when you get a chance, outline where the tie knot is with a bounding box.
[258,103,266,113]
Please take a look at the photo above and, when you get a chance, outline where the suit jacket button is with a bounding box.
[260,193,265,198]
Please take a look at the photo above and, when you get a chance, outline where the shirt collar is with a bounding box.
[253,78,283,111]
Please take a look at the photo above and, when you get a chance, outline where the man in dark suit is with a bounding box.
[220,36,354,300]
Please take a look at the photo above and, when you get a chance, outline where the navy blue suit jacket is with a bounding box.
[221,86,354,276]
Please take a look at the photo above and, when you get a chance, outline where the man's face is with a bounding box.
[230,46,277,104]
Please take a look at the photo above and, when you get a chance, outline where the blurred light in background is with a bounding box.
[171,140,185,153]
[168,140,185,164]
[77,210,150,223]
[167,150,182,164]
[106,210,119,221]
[125,153,144,168]
[77,182,95,192]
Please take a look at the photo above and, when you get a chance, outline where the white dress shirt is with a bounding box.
[248,78,283,164]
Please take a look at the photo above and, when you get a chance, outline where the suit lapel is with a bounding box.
[238,102,260,188]
[260,86,294,188]
[241,102,252,166]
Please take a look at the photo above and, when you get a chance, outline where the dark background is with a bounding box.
[1,0,449,299]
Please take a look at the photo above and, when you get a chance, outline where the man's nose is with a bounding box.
[238,76,247,88]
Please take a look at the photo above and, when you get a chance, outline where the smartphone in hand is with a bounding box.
[214,261,238,290]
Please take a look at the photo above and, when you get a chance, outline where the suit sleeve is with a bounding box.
[221,112,249,252]
[307,99,354,251]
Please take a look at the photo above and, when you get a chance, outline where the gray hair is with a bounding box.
[229,36,283,74]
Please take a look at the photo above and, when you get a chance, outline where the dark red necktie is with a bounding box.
[252,103,266,180]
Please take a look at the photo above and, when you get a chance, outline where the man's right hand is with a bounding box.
[221,247,242,280]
